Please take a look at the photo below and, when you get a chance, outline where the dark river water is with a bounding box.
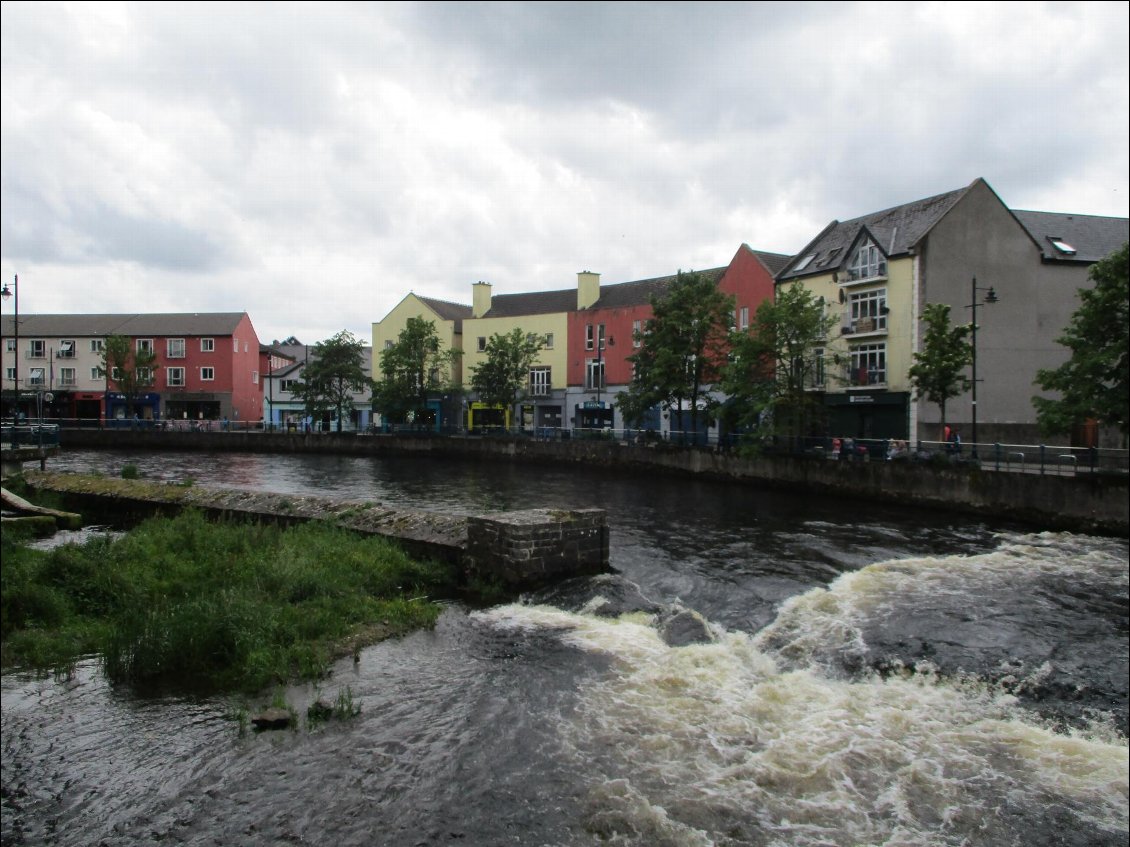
[3,449,1127,846]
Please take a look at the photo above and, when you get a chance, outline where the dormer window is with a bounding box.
[848,239,887,281]
[1048,237,1076,255]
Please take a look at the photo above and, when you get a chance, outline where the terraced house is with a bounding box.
[775,178,1129,446]
[1,312,264,425]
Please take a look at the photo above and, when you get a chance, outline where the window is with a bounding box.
[90,367,101,380]
[739,307,750,331]
[90,339,104,353]
[6,339,15,352]
[847,240,887,281]
[1049,237,1076,255]
[233,338,239,353]
[384,340,394,350]
[136,367,153,384]
[477,337,487,352]
[811,348,826,389]
[544,333,554,350]
[4,367,13,382]
[585,324,595,351]
[200,337,215,352]
[793,253,817,272]
[59,367,76,386]
[167,338,186,358]
[29,340,45,358]
[137,339,154,354]
[281,379,299,392]
[111,367,123,381]
[29,367,45,386]
[585,359,605,390]
[252,370,259,385]
[57,340,76,358]
[849,289,887,332]
[201,367,215,381]
[633,320,642,347]
[167,367,185,387]
[529,366,551,397]
[850,343,886,386]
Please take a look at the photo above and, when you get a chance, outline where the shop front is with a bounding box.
[824,391,909,440]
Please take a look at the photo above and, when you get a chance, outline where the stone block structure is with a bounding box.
[466,508,610,588]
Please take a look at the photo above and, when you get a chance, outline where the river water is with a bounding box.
[2,449,1127,846]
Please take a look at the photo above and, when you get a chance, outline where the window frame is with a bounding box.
[166,367,186,388]
[200,366,215,382]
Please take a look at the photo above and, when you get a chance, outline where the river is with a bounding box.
[2,449,1127,846]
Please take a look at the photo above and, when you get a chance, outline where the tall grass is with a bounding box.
[2,510,455,692]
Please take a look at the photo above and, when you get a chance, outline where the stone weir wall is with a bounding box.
[56,430,1129,536]
[22,472,610,591]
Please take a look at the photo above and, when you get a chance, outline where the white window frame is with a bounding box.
[29,339,46,358]
[848,239,887,281]
[200,367,215,381]
[633,320,642,347]
[58,367,77,386]
[136,338,154,354]
[167,338,186,358]
[29,367,45,385]
[477,337,487,352]
[167,367,186,387]
[849,288,887,332]
[529,366,551,397]
[233,338,239,353]
[5,367,14,382]
[544,333,554,350]
[90,367,101,381]
[850,343,886,386]
[739,307,750,330]
[585,324,595,351]
[200,337,215,353]
[5,339,15,353]
[585,359,605,390]
[90,339,105,353]
[252,370,259,385]
[136,367,153,384]
[57,339,76,358]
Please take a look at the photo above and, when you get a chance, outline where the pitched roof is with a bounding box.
[481,287,579,318]
[1011,210,1129,264]
[416,295,473,329]
[591,267,727,310]
[1,312,249,338]
[746,247,794,276]
[777,184,971,281]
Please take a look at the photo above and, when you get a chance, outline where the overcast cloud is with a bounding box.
[2,1,1127,345]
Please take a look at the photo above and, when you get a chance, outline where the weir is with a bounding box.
[20,472,610,591]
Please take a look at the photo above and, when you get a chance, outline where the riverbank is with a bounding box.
[46,429,1130,536]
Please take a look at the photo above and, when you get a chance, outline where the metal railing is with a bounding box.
[1,421,62,448]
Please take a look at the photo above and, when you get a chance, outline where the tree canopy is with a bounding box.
[293,330,372,432]
[373,317,461,424]
[618,271,734,439]
[907,303,973,438]
[1033,242,1129,437]
[98,334,158,412]
[720,283,836,441]
[469,328,544,414]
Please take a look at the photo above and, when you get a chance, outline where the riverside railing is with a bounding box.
[42,417,1130,475]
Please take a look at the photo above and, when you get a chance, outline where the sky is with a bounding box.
[2,1,1128,346]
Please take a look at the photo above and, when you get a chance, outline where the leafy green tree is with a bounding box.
[294,330,372,433]
[721,284,836,442]
[373,317,461,424]
[908,303,973,439]
[1033,242,1129,437]
[98,334,158,418]
[469,328,544,418]
[619,271,734,441]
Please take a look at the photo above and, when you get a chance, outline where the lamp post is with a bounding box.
[1,275,18,431]
[965,276,998,458]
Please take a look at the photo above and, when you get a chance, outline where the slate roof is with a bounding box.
[481,287,580,318]
[777,185,970,281]
[416,295,473,330]
[590,267,727,310]
[1,312,249,338]
[1011,210,1129,264]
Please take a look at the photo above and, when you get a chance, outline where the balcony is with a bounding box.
[846,367,886,388]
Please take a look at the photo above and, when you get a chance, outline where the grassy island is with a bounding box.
[1,509,456,691]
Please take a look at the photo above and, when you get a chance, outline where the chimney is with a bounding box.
[577,270,600,309]
[473,281,492,318]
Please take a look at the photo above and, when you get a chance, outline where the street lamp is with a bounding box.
[965,276,998,458]
[1,275,18,427]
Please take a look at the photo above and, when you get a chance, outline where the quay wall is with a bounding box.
[51,429,1130,536]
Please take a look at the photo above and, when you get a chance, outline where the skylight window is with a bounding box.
[793,253,817,271]
[1049,237,1076,255]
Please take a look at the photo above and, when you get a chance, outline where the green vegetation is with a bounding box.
[908,303,974,439]
[1,510,455,692]
[469,327,545,412]
[121,463,141,479]
[1034,242,1129,437]
[293,329,374,433]
[373,316,462,425]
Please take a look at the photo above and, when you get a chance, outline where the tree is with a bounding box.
[1033,242,1129,437]
[469,328,544,419]
[619,271,734,442]
[908,303,973,439]
[98,334,158,419]
[721,284,837,442]
[293,330,372,433]
[373,317,461,425]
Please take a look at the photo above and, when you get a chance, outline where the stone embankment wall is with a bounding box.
[22,472,610,590]
[54,430,1129,536]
